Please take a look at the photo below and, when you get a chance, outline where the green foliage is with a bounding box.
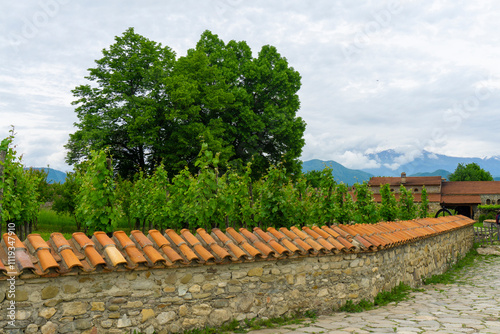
[398,185,417,220]
[67,28,305,181]
[75,149,120,234]
[303,169,323,188]
[52,172,81,229]
[353,182,379,224]
[334,183,355,224]
[379,184,397,222]
[448,162,493,181]
[419,185,429,218]
[339,283,413,313]
[0,129,41,239]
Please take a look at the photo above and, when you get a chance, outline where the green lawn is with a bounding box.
[34,208,132,240]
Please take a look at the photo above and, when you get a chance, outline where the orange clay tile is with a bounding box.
[123,246,148,265]
[50,232,71,251]
[130,230,154,248]
[311,227,346,252]
[337,225,358,237]
[165,229,199,262]
[330,226,352,240]
[278,228,314,254]
[354,235,377,251]
[27,234,50,250]
[3,233,26,249]
[148,230,184,264]
[104,246,127,267]
[253,228,290,256]
[15,249,36,273]
[71,233,106,268]
[113,231,135,249]
[226,227,263,258]
[336,236,356,252]
[265,228,301,254]
[290,226,326,253]
[211,229,248,260]
[130,230,167,266]
[196,229,231,261]
[239,228,276,257]
[59,248,83,270]
[301,227,337,253]
[93,232,116,248]
[320,226,340,238]
[72,232,95,249]
[180,229,215,262]
[36,248,59,272]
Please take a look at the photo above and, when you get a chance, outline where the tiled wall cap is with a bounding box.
[196,228,216,246]
[50,232,72,252]
[180,229,202,247]
[165,229,187,247]
[113,231,135,249]
[93,232,117,249]
[148,229,171,248]
[130,230,154,249]
[27,234,51,251]
[2,233,26,250]
[72,232,95,250]
[0,215,476,279]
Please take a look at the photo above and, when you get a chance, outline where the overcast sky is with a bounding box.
[2,0,500,172]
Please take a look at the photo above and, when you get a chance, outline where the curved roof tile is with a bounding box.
[0,215,475,280]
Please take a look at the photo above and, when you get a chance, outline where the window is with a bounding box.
[414,188,418,192]
[486,199,491,205]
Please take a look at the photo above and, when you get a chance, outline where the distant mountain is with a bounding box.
[362,150,500,178]
[302,159,373,185]
[29,168,67,184]
[409,169,451,180]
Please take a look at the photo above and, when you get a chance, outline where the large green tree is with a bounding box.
[66,28,306,179]
[448,163,493,181]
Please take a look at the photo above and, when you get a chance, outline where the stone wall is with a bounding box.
[0,225,474,334]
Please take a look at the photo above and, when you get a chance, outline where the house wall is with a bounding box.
[0,225,474,334]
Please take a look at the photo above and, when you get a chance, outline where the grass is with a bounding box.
[33,208,132,240]
[338,282,416,313]
[178,310,318,334]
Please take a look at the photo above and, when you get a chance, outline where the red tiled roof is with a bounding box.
[442,181,500,195]
[368,176,442,187]
[441,194,482,204]
[0,215,474,280]
[372,193,442,203]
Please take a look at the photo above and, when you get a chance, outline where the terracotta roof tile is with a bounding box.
[225,227,267,258]
[211,228,249,260]
[92,232,128,269]
[266,227,303,255]
[290,226,327,253]
[71,233,107,270]
[239,228,277,258]
[165,229,200,263]
[196,228,232,261]
[130,230,167,266]
[0,215,476,279]
[148,229,184,264]
[301,227,339,253]
[26,234,59,274]
[253,228,291,256]
[180,229,216,263]
[279,227,316,254]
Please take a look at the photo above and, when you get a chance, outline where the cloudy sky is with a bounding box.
[1,0,500,172]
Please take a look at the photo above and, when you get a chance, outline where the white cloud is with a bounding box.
[2,1,500,171]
